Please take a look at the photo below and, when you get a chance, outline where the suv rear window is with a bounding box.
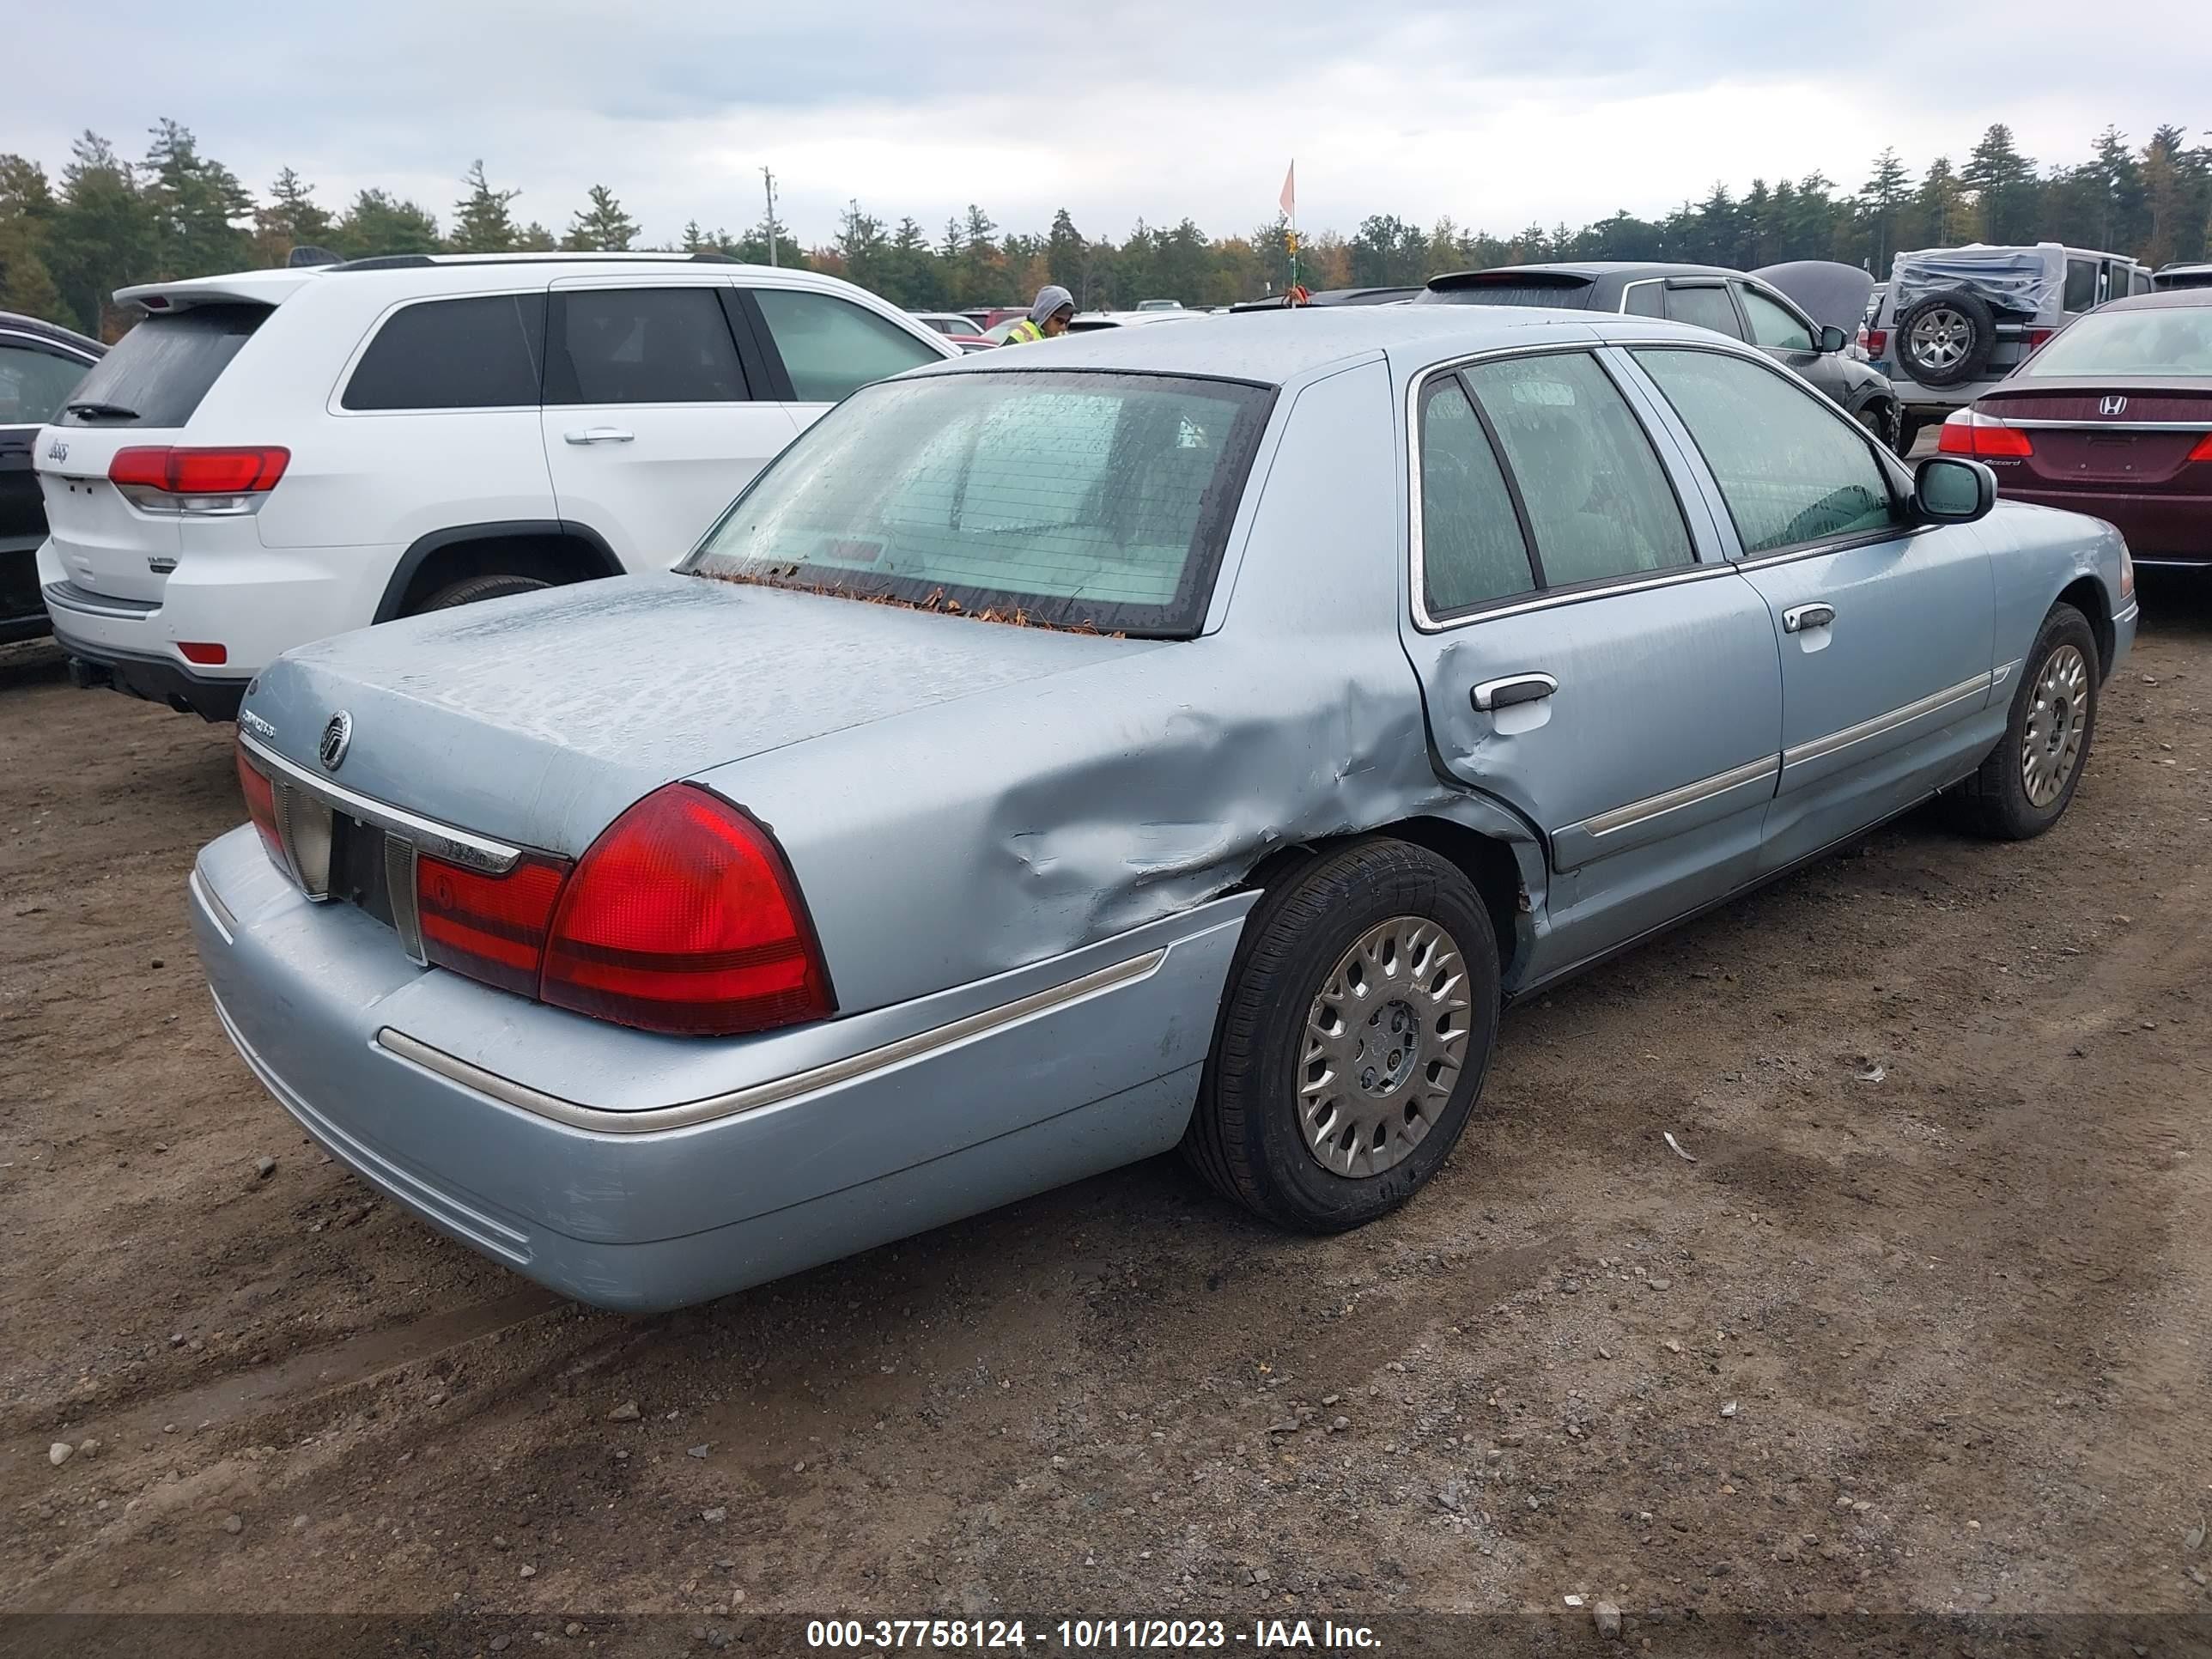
[685,368,1274,637]
[1418,279,1595,309]
[56,304,269,428]
[343,294,546,410]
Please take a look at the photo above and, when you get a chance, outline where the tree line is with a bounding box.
[3,118,2209,340]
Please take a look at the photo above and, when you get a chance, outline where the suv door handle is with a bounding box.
[1471,672,1558,712]
[1783,603,1836,634]
[563,427,635,445]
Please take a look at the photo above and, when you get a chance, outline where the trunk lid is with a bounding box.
[1978,380,2212,491]
[244,573,1166,859]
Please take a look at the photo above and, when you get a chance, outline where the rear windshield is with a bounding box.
[2024,307,2212,377]
[1417,281,1595,309]
[56,304,270,428]
[684,368,1275,637]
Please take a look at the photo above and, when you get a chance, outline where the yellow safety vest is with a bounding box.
[1002,318,1045,345]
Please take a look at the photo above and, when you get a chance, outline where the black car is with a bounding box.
[1,312,104,643]
[1414,263,1911,453]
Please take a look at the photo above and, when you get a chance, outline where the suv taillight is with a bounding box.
[1864,329,1887,358]
[111,446,289,514]
[538,785,834,1036]
[2023,327,2055,349]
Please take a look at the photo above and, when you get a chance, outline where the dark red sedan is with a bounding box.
[1938,288,2212,568]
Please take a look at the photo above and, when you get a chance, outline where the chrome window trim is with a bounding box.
[1616,279,1663,316]
[1406,339,1722,634]
[1575,753,1779,840]
[238,730,523,875]
[374,946,1169,1135]
[1781,672,1990,770]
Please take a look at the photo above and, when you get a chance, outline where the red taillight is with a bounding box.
[538,784,834,1037]
[178,641,227,665]
[1865,330,1887,357]
[2024,328,2055,349]
[2188,432,2212,463]
[1938,411,2032,459]
[109,446,289,494]
[416,852,571,999]
[235,747,286,869]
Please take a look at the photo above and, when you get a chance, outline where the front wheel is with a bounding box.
[1944,603,2100,840]
[1183,840,1501,1233]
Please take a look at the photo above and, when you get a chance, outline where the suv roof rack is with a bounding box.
[324,251,741,274]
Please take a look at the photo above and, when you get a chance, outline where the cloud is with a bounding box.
[9,0,2206,247]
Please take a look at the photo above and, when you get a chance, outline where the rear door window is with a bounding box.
[1459,352,1695,587]
[1621,281,1664,318]
[1417,376,1537,615]
[0,340,94,425]
[1634,347,1900,555]
[2063,259,2098,313]
[1663,284,1745,340]
[56,304,270,428]
[343,293,547,410]
[544,288,749,405]
[750,288,941,403]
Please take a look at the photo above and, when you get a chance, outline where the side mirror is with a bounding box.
[1818,324,1850,354]
[1914,456,1996,524]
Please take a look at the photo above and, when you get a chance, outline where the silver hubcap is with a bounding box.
[1907,308,1970,370]
[1298,916,1472,1178]
[2021,643,2089,808]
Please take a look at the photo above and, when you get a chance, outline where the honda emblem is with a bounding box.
[2099,395,2128,416]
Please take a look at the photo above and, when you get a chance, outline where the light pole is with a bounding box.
[761,167,778,267]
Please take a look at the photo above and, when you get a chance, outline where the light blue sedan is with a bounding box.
[193,308,2136,1310]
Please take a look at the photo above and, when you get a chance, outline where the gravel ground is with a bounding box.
[3,580,2209,1656]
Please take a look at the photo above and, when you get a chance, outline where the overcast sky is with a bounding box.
[14,2,2209,248]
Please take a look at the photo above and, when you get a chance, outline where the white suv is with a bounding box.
[34,253,959,720]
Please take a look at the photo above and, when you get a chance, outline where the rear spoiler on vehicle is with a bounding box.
[1425,270,1595,294]
[112,274,319,314]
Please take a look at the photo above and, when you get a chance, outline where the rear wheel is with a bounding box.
[1183,841,1501,1232]
[1856,401,1903,455]
[1945,603,2099,840]
[411,572,552,613]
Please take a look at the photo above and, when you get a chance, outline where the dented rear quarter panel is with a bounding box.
[695,355,1534,1015]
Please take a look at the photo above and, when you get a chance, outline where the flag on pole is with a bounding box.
[1279,161,1296,220]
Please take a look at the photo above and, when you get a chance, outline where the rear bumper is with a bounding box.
[190,827,1251,1311]
[49,613,246,720]
[35,533,404,699]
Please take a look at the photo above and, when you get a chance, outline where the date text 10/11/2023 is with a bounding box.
[805,1619,1383,1650]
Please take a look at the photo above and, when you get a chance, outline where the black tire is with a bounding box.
[1894,410,1921,457]
[1945,603,2100,840]
[1855,401,1902,455]
[411,573,552,613]
[1893,289,1998,388]
[1183,840,1502,1233]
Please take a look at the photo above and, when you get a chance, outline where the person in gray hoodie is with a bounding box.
[1000,284,1074,345]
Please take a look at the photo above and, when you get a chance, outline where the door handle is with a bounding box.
[1471,672,1558,712]
[1783,603,1836,634]
[563,427,635,445]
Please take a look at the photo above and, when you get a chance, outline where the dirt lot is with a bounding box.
[3,585,2210,1656]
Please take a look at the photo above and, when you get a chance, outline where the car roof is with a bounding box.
[0,310,105,356]
[1430,261,1745,289]
[917,305,1635,386]
[112,254,881,313]
[2096,287,2212,313]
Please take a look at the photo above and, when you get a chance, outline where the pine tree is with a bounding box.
[563,184,637,252]
[1963,124,2039,243]
[450,161,520,253]
[142,118,252,279]
[1861,149,1911,271]
[0,155,63,318]
[45,132,155,335]
[336,189,440,258]
[256,167,334,264]
[833,199,888,290]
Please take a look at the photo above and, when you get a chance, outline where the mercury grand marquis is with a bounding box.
[191,307,2136,1310]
